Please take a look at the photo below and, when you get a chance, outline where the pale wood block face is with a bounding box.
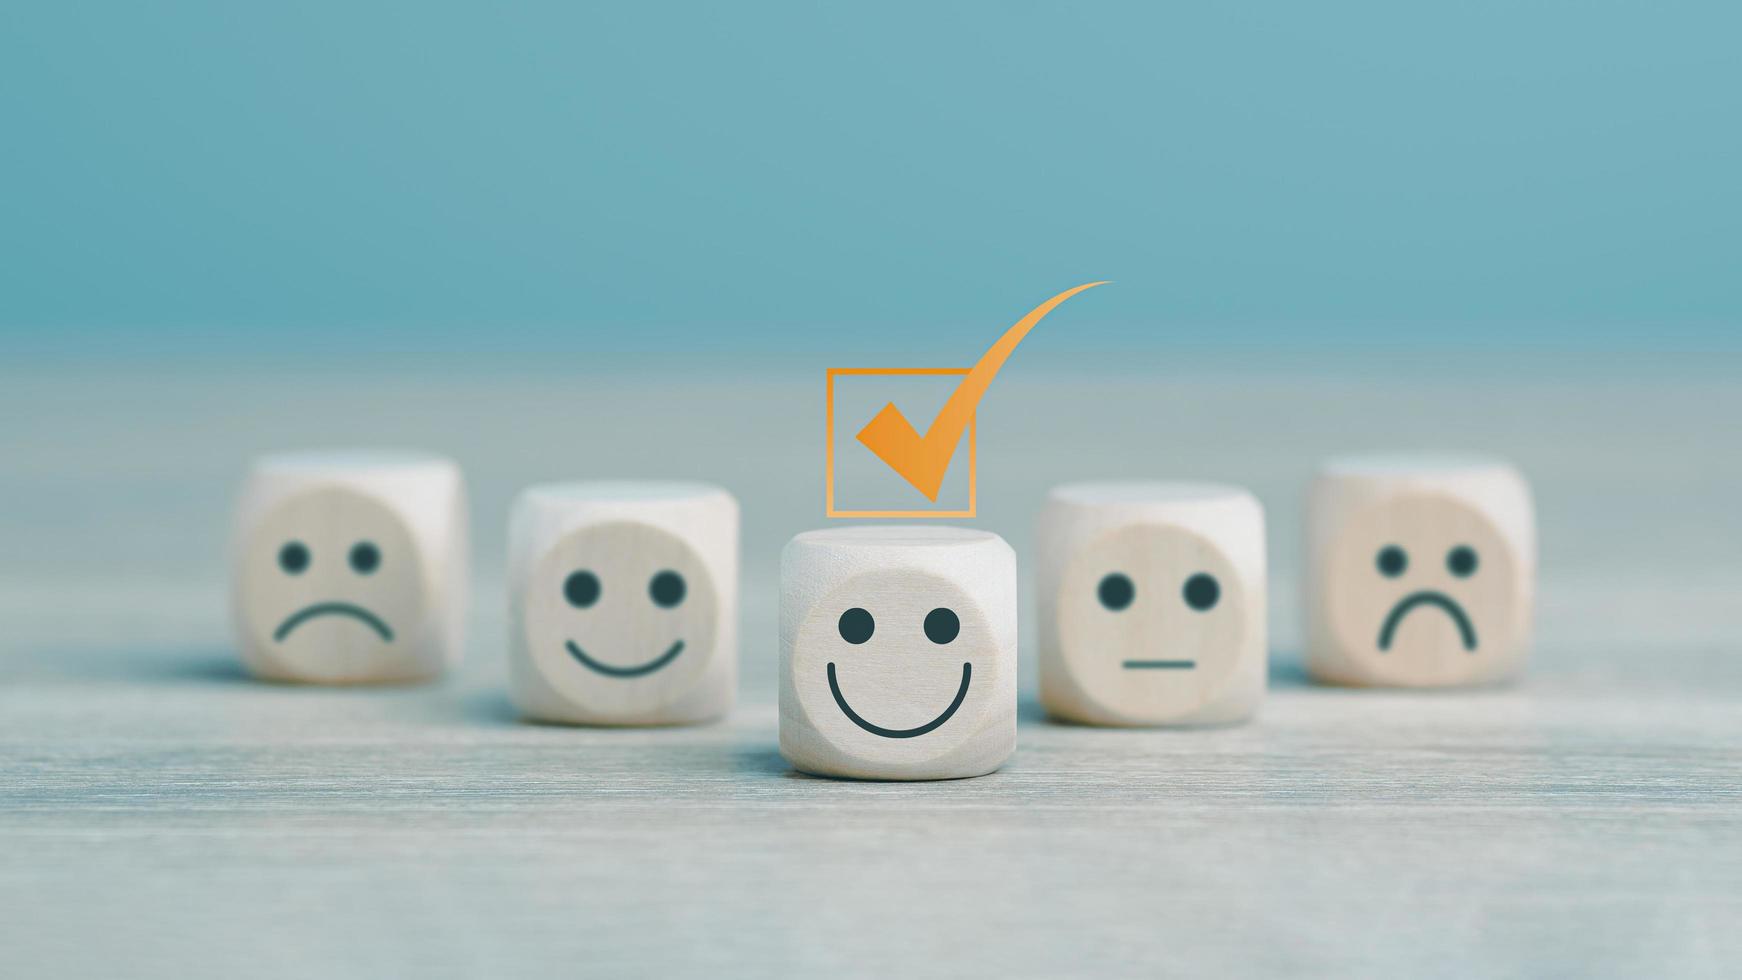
[229,450,468,684]
[1306,454,1536,687]
[1038,482,1267,727]
[780,526,1017,780]
[508,482,737,726]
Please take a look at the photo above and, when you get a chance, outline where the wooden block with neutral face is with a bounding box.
[508,481,737,726]
[780,526,1016,781]
[1305,454,1536,687]
[229,450,468,684]
[1037,482,1267,727]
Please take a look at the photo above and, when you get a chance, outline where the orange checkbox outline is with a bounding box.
[825,368,976,519]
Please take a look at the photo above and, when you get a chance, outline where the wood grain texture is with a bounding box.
[1,356,1739,978]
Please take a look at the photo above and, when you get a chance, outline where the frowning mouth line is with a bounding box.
[1378,591,1477,652]
[566,639,685,678]
[274,602,394,642]
[1123,660,1196,669]
[827,661,971,739]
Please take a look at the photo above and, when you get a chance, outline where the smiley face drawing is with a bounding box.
[237,486,427,683]
[820,573,979,739]
[1324,495,1522,686]
[793,568,1001,766]
[521,521,719,721]
[1055,524,1250,724]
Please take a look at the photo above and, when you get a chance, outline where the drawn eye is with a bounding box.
[348,541,380,574]
[1098,573,1135,611]
[1376,545,1408,578]
[924,608,960,644]
[1182,573,1220,612]
[1447,545,1478,578]
[838,607,874,644]
[279,541,310,575]
[564,570,601,608]
[649,570,686,608]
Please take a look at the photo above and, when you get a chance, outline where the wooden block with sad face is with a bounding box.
[1038,482,1267,727]
[509,482,737,726]
[229,450,468,684]
[780,526,1016,781]
[1305,454,1536,687]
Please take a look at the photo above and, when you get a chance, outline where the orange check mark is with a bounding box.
[855,281,1108,501]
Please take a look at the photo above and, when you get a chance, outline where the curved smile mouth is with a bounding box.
[274,602,394,643]
[1378,591,1477,652]
[827,662,971,739]
[566,639,685,678]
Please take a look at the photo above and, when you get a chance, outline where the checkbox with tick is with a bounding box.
[823,282,1107,519]
[826,368,978,518]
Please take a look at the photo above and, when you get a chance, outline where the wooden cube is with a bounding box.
[229,450,467,684]
[780,526,1016,780]
[1305,454,1535,687]
[508,481,737,725]
[1038,482,1267,726]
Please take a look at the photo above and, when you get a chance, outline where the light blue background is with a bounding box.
[2,2,1737,354]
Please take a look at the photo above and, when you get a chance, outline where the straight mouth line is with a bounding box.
[274,602,394,642]
[1122,660,1197,669]
[827,661,972,739]
[1378,591,1478,652]
[566,639,685,678]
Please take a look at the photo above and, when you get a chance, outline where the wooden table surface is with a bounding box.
[2,353,1738,978]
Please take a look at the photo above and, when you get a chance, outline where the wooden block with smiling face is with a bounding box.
[1038,482,1267,727]
[1305,454,1536,688]
[508,481,737,726]
[229,450,468,684]
[780,526,1016,781]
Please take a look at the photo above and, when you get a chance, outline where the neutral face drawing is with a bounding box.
[1325,495,1518,685]
[524,521,718,715]
[791,569,996,759]
[239,487,426,681]
[1056,524,1245,721]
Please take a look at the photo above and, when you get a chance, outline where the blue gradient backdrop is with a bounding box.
[2,2,1737,354]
